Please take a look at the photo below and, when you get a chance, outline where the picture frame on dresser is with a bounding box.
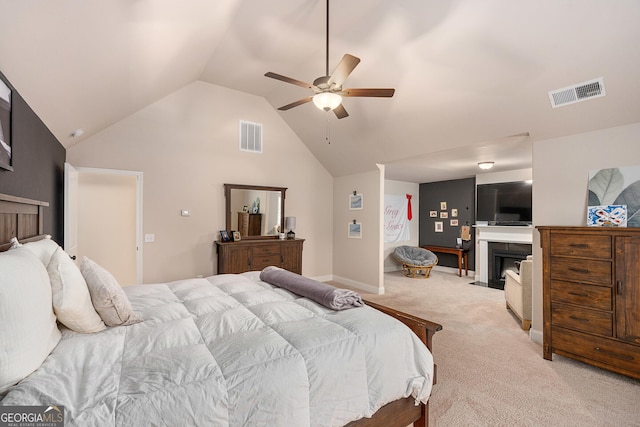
[219,230,231,242]
[0,73,13,172]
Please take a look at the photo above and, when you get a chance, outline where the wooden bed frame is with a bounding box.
[0,192,442,427]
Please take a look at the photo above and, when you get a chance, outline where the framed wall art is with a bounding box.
[348,221,362,238]
[349,193,363,210]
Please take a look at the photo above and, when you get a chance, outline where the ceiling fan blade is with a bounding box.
[341,88,395,97]
[278,96,314,111]
[333,103,349,119]
[327,54,361,87]
[265,72,315,90]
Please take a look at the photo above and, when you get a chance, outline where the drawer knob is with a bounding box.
[569,243,589,248]
[568,267,589,274]
[568,291,590,298]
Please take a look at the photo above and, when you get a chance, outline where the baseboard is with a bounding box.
[529,328,543,344]
[310,274,334,283]
[330,275,382,294]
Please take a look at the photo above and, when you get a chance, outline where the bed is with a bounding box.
[0,193,442,427]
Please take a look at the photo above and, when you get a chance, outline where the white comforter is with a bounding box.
[2,272,434,427]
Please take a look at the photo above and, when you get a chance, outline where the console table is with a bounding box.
[421,245,468,277]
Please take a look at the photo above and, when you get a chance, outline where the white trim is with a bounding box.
[330,275,382,294]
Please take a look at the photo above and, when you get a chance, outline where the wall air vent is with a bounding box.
[239,121,263,153]
[548,77,606,108]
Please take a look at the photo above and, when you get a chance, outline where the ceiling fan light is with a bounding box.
[478,162,495,170]
[313,92,342,111]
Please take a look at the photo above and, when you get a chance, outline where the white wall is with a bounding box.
[333,167,384,293]
[383,179,420,272]
[530,122,640,343]
[67,81,334,283]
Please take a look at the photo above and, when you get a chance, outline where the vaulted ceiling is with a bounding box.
[1,1,639,182]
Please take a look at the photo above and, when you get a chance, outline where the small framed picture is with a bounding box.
[242,205,249,212]
[587,205,627,227]
[219,230,231,242]
[429,210,437,218]
[451,208,458,217]
[450,219,459,226]
[440,211,448,219]
[348,222,362,238]
[232,231,241,241]
[349,193,363,210]
[435,221,443,232]
[440,201,447,210]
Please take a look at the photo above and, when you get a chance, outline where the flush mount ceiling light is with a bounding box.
[478,162,494,170]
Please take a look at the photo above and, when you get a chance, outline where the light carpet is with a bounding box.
[338,270,640,427]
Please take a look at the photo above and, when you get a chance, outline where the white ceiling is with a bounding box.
[1,1,639,183]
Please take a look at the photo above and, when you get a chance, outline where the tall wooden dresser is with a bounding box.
[216,239,304,274]
[538,226,640,379]
[237,212,263,237]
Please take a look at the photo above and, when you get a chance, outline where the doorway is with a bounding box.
[65,164,143,285]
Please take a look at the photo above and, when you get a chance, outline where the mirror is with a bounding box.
[224,184,287,239]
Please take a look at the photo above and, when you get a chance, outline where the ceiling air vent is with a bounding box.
[548,77,606,108]
[239,121,263,153]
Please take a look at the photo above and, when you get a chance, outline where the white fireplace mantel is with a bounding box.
[475,225,533,283]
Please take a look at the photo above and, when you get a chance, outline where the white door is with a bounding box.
[64,164,143,285]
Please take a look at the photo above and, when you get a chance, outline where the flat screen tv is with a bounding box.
[476,181,532,225]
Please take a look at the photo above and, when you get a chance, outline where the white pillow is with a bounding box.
[81,257,142,327]
[47,247,106,333]
[17,235,59,266]
[0,247,61,394]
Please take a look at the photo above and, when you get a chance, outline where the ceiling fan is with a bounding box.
[264,0,395,119]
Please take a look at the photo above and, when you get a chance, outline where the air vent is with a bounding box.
[549,77,606,108]
[239,121,263,153]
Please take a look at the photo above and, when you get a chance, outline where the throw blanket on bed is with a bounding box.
[260,266,364,310]
[1,272,433,427]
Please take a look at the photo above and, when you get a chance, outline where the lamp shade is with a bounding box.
[312,92,342,111]
[285,216,296,231]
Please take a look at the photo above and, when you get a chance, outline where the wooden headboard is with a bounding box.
[0,193,49,252]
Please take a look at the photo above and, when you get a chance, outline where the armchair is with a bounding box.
[504,255,532,330]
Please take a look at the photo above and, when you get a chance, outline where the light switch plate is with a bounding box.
[144,234,155,243]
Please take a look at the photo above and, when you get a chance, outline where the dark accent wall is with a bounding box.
[0,70,66,244]
[419,177,476,271]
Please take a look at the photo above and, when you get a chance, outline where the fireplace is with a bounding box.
[475,224,534,287]
[487,242,531,289]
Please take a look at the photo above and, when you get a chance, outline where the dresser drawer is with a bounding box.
[552,327,640,377]
[551,303,613,336]
[253,245,281,256]
[550,233,611,258]
[252,254,282,270]
[550,280,612,310]
[549,257,612,284]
